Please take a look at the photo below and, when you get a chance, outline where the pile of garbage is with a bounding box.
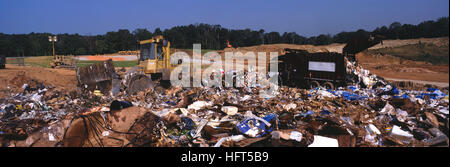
[0,61,448,147]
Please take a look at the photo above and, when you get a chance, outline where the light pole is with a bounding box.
[48,35,57,60]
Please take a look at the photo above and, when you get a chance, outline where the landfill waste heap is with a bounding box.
[0,57,448,147]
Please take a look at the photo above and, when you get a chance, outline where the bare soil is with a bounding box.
[0,64,77,98]
[356,48,448,86]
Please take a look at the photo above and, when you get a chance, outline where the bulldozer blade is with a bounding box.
[127,74,154,95]
[111,78,121,96]
[123,66,141,88]
[76,59,117,93]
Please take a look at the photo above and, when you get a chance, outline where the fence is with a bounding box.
[5,57,25,66]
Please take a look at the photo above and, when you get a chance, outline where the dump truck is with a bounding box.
[0,55,5,69]
[277,35,382,89]
[76,35,175,95]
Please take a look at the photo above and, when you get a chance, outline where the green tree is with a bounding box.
[133,28,153,41]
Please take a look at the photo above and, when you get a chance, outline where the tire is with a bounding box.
[310,81,320,89]
[323,82,335,90]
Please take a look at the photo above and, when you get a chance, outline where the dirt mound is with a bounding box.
[0,65,77,98]
[224,43,346,55]
[369,37,449,50]
[356,51,449,85]
[8,71,44,88]
[356,52,432,66]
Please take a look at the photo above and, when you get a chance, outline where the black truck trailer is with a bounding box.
[277,49,346,90]
[277,35,382,89]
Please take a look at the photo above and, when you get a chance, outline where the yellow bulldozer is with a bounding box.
[76,35,177,95]
[138,35,172,79]
[48,35,76,68]
[50,54,76,68]
[125,35,177,94]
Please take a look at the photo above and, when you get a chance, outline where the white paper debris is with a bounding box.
[308,135,339,147]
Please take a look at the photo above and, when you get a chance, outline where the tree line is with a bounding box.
[0,17,448,57]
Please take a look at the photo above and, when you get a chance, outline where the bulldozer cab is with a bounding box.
[139,35,171,80]
[140,43,158,61]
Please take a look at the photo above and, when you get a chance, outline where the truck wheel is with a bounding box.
[310,81,320,89]
[323,82,335,90]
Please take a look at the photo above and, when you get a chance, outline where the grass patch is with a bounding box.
[7,56,138,68]
[368,43,449,65]
[6,56,53,68]
[25,56,53,68]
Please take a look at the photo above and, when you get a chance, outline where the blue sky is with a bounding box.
[0,0,448,36]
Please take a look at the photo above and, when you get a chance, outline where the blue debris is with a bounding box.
[341,92,368,101]
[237,119,266,137]
[392,86,399,95]
[415,88,447,100]
[378,85,400,96]
[236,114,278,138]
[300,110,314,117]
[341,117,353,124]
[427,88,439,92]
[263,114,278,133]
[418,93,438,100]
[165,101,177,106]
[328,90,336,95]
[401,94,409,99]
[180,117,195,130]
[431,89,447,98]
[417,88,448,99]
[348,86,357,91]
[320,109,331,115]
